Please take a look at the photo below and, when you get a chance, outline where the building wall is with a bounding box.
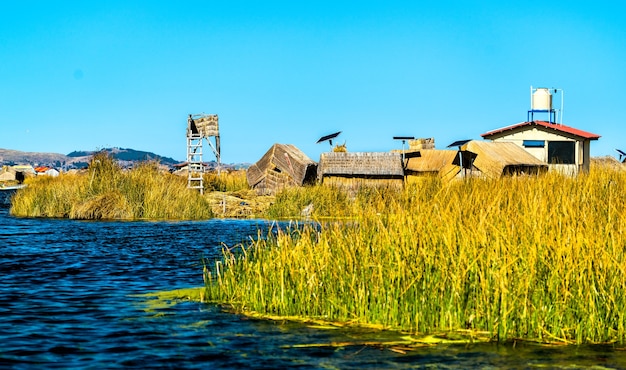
[486,126,590,175]
[580,140,591,172]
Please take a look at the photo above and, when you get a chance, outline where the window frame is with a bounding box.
[547,141,576,164]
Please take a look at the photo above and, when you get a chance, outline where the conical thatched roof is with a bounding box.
[247,143,317,194]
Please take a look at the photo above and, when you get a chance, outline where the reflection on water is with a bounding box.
[1,203,625,369]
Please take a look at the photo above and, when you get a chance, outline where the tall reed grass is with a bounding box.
[203,170,249,193]
[266,185,353,219]
[205,165,626,344]
[11,152,213,220]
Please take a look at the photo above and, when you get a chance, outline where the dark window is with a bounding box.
[548,141,575,164]
[523,140,545,148]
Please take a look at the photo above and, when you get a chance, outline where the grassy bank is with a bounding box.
[205,165,626,344]
[10,152,213,220]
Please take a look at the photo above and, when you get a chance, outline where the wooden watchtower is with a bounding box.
[187,113,220,194]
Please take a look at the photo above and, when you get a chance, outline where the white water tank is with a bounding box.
[532,88,552,111]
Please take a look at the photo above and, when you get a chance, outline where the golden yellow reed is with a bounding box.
[203,170,249,192]
[11,152,213,220]
[206,164,626,344]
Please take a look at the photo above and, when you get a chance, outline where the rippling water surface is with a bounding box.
[2,199,626,369]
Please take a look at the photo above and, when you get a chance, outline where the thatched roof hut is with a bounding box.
[404,149,457,175]
[188,114,219,138]
[468,140,548,177]
[317,152,404,191]
[441,140,548,181]
[0,165,36,184]
[247,144,317,195]
[0,170,16,182]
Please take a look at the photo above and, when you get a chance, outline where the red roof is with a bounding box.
[481,121,600,140]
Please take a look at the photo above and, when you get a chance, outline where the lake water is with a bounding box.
[1,199,626,369]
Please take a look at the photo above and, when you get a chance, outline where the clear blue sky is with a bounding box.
[1,1,624,163]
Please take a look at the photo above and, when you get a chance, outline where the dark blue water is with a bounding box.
[2,201,626,369]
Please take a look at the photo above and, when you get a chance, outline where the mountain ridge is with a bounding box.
[0,147,179,168]
[0,147,250,170]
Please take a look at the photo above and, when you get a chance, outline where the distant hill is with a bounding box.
[0,147,180,169]
[67,147,178,165]
[0,147,250,170]
[0,148,70,167]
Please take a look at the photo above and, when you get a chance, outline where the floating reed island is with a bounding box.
[205,161,626,345]
[8,152,267,219]
[9,152,218,219]
[9,150,626,344]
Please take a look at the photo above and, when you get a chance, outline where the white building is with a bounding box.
[481,120,600,175]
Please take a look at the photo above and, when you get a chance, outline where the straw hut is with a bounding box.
[247,143,317,195]
[11,165,36,176]
[317,152,404,191]
[0,170,16,182]
[404,149,457,177]
[0,165,36,184]
[441,140,548,181]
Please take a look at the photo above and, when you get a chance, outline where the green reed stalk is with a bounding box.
[206,164,626,344]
